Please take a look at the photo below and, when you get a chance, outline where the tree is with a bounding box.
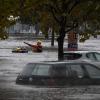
[28,0,83,60]
[29,0,100,60]
[1,0,100,60]
[0,0,19,39]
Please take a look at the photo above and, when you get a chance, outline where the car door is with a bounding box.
[83,64,100,85]
[69,63,91,85]
[50,64,69,86]
[31,64,50,85]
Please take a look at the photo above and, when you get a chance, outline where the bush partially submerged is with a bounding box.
[0,32,8,40]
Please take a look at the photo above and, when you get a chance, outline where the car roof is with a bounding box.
[27,60,91,65]
[64,51,100,54]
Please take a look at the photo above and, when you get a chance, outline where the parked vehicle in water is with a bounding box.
[63,51,100,62]
[16,60,100,87]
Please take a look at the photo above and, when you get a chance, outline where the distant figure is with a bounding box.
[32,40,42,52]
[24,40,43,53]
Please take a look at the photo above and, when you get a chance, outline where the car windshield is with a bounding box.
[21,63,36,76]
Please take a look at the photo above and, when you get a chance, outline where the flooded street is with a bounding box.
[0,39,100,100]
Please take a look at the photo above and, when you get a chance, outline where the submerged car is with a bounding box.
[16,61,100,87]
[63,51,100,61]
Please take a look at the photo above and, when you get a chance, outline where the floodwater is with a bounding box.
[0,39,100,100]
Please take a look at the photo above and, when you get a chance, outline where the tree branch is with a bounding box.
[65,27,74,33]
[55,2,62,13]
[68,0,80,14]
[63,0,74,12]
[50,8,61,24]
[43,4,61,24]
[65,22,78,33]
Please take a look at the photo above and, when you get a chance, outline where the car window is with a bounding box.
[70,64,84,78]
[21,63,35,75]
[32,64,50,76]
[50,64,68,77]
[63,53,82,60]
[84,64,100,78]
[86,52,96,60]
[94,52,100,61]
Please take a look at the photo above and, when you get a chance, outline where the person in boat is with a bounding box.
[24,40,43,52]
[32,40,42,52]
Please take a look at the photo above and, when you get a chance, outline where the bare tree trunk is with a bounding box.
[34,22,39,36]
[51,28,55,46]
[57,25,66,61]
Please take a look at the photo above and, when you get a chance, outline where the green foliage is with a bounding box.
[69,0,100,42]
[1,0,100,41]
[79,33,91,42]
[0,31,8,40]
[0,0,19,39]
[1,0,100,60]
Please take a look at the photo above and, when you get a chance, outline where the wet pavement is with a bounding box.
[0,38,100,100]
